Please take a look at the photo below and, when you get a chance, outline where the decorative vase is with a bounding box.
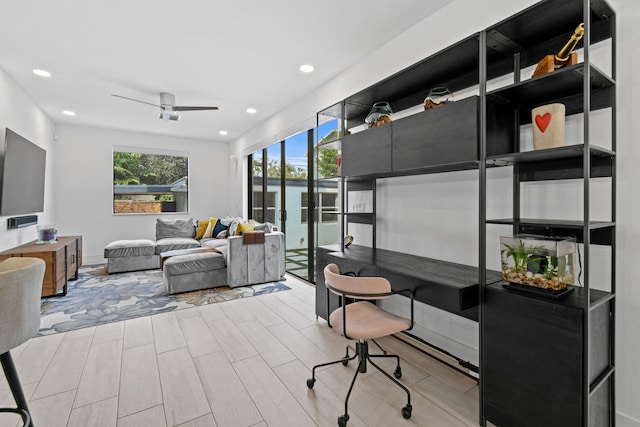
[424,87,453,110]
[531,103,565,150]
[37,225,57,244]
[365,102,393,127]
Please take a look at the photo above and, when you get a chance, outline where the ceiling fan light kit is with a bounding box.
[159,111,181,121]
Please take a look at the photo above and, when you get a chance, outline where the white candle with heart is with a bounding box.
[531,103,565,150]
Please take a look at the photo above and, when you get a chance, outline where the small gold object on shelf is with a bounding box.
[532,23,584,78]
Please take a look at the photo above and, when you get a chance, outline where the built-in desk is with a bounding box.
[316,244,502,321]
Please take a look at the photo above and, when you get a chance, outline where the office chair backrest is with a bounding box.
[324,263,391,300]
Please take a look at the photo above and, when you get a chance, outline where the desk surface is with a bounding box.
[320,244,502,320]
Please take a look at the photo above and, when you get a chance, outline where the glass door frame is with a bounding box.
[247,129,315,281]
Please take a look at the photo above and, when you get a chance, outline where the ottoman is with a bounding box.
[104,239,159,273]
[163,251,227,294]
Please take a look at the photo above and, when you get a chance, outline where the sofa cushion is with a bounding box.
[203,217,218,239]
[156,218,195,240]
[104,239,156,258]
[237,220,255,235]
[212,219,228,237]
[201,238,229,250]
[156,237,201,254]
[195,220,209,239]
[254,221,274,233]
[164,252,226,276]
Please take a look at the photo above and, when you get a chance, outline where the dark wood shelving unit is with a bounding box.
[481,1,616,426]
[314,1,616,425]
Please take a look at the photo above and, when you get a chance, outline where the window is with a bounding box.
[113,147,189,214]
[252,191,277,223]
[301,191,338,223]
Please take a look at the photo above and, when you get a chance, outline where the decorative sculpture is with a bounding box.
[532,23,584,78]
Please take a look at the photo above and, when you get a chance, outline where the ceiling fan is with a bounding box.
[112,92,218,121]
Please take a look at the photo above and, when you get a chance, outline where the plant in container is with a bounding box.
[500,235,576,291]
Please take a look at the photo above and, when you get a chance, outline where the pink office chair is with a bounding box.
[307,263,415,427]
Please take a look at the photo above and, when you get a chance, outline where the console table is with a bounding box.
[316,244,502,322]
[0,235,82,297]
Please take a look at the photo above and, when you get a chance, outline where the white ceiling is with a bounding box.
[0,0,450,142]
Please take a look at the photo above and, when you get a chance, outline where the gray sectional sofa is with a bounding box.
[104,217,286,292]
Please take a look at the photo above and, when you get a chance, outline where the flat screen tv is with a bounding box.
[0,129,46,216]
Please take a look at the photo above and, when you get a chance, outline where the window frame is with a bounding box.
[112,146,190,215]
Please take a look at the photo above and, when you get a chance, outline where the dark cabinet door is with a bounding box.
[342,124,392,177]
[392,97,479,171]
[484,286,583,427]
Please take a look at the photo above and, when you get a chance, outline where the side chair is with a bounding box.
[0,257,46,427]
[307,263,415,427]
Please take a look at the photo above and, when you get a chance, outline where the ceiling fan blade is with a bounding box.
[111,94,160,108]
[173,106,219,111]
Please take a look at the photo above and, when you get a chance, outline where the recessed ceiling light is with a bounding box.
[219,130,228,136]
[33,69,51,77]
[246,108,257,114]
[62,110,76,116]
[299,64,314,73]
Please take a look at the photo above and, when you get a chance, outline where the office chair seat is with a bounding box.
[329,301,412,340]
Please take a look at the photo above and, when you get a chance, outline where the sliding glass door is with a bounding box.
[283,130,312,280]
[249,129,313,281]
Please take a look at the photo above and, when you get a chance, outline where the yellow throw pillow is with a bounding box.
[203,217,218,239]
[236,220,255,235]
[195,220,209,239]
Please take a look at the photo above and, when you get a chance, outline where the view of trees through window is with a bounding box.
[113,149,189,214]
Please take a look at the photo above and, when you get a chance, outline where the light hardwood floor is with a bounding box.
[0,275,480,427]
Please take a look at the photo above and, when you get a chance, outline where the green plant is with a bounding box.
[502,240,544,274]
[543,256,559,279]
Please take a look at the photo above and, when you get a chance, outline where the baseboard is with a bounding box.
[617,412,640,427]
[82,254,107,265]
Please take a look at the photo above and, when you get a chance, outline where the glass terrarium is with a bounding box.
[500,235,576,291]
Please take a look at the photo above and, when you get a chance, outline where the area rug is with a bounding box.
[38,264,290,335]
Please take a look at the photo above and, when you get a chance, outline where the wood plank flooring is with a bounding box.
[0,275,480,427]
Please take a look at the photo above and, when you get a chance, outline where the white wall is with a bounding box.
[229,0,640,425]
[0,68,57,251]
[53,124,230,263]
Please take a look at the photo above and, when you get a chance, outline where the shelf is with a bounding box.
[343,212,374,225]
[343,34,481,128]
[486,218,614,228]
[316,138,341,149]
[487,145,615,181]
[486,0,614,70]
[488,64,614,116]
[488,282,611,310]
[486,218,615,245]
[316,176,342,183]
[487,144,615,165]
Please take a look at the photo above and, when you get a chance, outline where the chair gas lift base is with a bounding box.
[307,264,415,427]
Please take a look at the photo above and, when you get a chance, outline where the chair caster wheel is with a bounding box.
[338,414,349,426]
[402,404,412,419]
[394,367,402,379]
[306,378,315,389]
